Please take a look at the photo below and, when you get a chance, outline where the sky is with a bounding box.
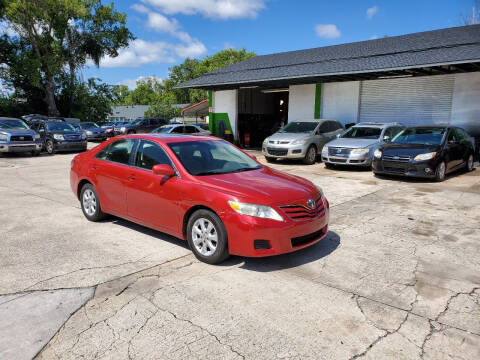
[2,0,478,92]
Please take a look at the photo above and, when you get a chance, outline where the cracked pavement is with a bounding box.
[1,149,479,359]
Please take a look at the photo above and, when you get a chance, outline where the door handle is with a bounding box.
[128,174,136,181]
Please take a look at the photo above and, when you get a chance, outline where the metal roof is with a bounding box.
[176,25,480,90]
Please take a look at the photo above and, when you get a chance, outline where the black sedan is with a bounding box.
[372,126,475,182]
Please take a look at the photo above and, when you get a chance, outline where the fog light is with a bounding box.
[425,167,432,174]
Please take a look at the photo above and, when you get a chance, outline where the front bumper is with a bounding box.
[372,158,436,178]
[262,144,307,159]
[322,153,372,166]
[86,134,107,141]
[223,198,330,257]
[54,140,88,152]
[0,142,42,153]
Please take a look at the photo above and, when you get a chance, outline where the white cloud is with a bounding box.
[140,0,266,19]
[118,76,163,90]
[369,35,379,40]
[315,24,341,39]
[98,38,206,68]
[366,6,379,19]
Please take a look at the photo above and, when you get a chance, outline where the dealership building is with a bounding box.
[177,25,480,148]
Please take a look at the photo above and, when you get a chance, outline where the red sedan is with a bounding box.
[70,134,330,264]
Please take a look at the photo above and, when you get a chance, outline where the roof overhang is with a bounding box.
[181,99,209,117]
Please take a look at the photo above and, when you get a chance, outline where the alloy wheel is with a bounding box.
[46,141,53,154]
[467,154,474,171]
[82,189,97,216]
[437,162,446,180]
[191,218,218,256]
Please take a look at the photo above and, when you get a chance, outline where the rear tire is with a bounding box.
[303,145,317,165]
[265,156,276,163]
[187,209,229,264]
[435,161,446,182]
[80,183,107,222]
[465,153,474,172]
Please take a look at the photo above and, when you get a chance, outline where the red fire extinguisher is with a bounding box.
[244,132,250,147]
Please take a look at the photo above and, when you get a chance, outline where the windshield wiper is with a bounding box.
[194,170,224,176]
[230,167,259,173]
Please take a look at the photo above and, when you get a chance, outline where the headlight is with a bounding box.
[228,200,283,221]
[292,138,308,145]
[86,131,93,135]
[414,152,436,162]
[322,146,328,155]
[120,127,126,132]
[351,148,370,155]
[81,133,87,140]
[263,138,269,144]
[0,133,7,141]
[53,134,64,140]
[34,133,40,139]
[373,149,382,159]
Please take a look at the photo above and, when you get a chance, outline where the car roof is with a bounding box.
[122,133,217,143]
[0,117,23,121]
[354,122,403,128]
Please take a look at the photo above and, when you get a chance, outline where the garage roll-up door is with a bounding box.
[359,74,455,127]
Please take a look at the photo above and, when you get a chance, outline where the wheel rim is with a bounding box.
[468,155,474,170]
[438,162,445,179]
[47,141,53,153]
[308,148,316,162]
[192,218,218,256]
[82,189,97,216]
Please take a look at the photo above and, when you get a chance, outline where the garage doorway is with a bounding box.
[237,88,289,148]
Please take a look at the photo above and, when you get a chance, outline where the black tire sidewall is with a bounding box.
[265,156,276,163]
[80,183,105,221]
[466,154,474,172]
[187,209,229,264]
[303,145,316,165]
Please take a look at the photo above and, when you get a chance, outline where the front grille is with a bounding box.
[64,135,81,140]
[383,166,407,174]
[383,155,410,163]
[10,135,33,142]
[291,227,325,247]
[279,196,325,220]
[329,147,351,156]
[329,158,348,163]
[267,147,288,156]
[269,141,290,145]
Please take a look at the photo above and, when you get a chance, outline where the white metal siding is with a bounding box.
[359,75,455,127]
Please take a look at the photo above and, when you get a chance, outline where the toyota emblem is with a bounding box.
[307,198,315,209]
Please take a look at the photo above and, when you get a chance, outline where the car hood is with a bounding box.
[196,167,318,205]
[51,131,84,136]
[267,133,311,143]
[326,138,379,148]
[381,143,441,157]
[0,128,36,136]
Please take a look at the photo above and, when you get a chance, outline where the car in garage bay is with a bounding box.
[322,122,404,167]
[70,134,330,264]
[262,120,344,165]
[372,126,475,181]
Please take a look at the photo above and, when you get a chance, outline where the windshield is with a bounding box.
[392,128,446,145]
[0,119,30,130]
[278,122,318,134]
[169,140,261,176]
[46,122,76,132]
[80,122,98,128]
[341,127,382,139]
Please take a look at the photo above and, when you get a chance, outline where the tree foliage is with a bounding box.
[0,0,133,115]
[119,48,256,119]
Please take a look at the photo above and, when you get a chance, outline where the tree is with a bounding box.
[122,77,162,105]
[1,0,133,115]
[462,0,480,25]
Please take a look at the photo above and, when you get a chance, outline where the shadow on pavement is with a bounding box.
[222,231,340,272]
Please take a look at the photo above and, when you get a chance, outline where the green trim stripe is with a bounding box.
[208,90,213,132]
[314,83,322,119]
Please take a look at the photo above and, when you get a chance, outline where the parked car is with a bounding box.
[30,121,87,154]
[113,121,131,135]
[0,117,42,156]
[262,120,344,165]
[70,134,330,264]
[321,122,404,167]
[100,121,117,137]
[372,126,475,181]
[152,123,211,136]
[116,117,167,135]
[78,122,107,141]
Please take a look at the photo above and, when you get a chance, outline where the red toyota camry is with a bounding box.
[70,134,330,264]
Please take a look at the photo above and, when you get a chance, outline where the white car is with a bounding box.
[152,124,211,136]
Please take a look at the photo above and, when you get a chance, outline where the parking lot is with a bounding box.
[1,147,479,360]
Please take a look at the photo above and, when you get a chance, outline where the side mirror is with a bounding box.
[383,136,391,142]
[152,164,175,177]
[336,134,341,138]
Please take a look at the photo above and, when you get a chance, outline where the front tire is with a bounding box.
[435,161,446,182]
[80,183,107,221]
[303,145,317,165]
[265,156,276,163]
[187,209,229,264]
[46,140,55,155]
[466,153,474,172]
